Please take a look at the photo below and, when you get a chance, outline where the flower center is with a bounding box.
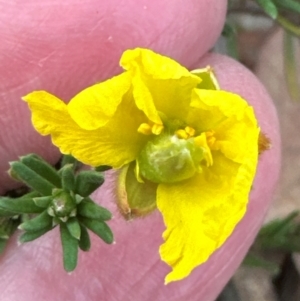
[136,127,213,184]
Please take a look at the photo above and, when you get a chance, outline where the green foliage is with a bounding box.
[243,212,300,275]
[256,0,278,19]
[0,154,113,272]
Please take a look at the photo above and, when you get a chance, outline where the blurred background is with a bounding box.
[216,1,300,300]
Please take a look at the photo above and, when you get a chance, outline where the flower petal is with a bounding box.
[188,89,259,162]
[23,91,148,168]
[212,106,259,163]
[120,48,194,80]
[68,72,131,130]
[157,148,258,283]
[120,48,200,124]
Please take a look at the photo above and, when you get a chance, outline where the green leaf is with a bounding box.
[75,171,104,197]
[19,226,53,243]
[259,211,299,237]
[274,0,300,13]
[60,223,78,272]
[19,211,53,232]
[33,196,52,208]
[20,154,61,188]
[0,209,18,217]
[256,211,300,252]
[9,162,56,196]
[243,253,280,274]
[0,196,44,214]
[60,155,80,170]
[60,164,75,192]
[78,198,112,221]
[256,0,278,19]
[79,217,113,244]
[78,225,91,251]
[66,218,81,240]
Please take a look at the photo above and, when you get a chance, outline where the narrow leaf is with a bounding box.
[243,253,280,274]
[80,217,113,244]
[0,208,19,217]
[19,211,53,232]
[60,155,80,170]
[256,0,278,19]
[75,171,104,197]
[33,196,52,208]
[9,162,56,196]
[0,197,44,214]
[259,211,299,237]
[78,225,91,251]
[60,223,78,272]
[19,226,53,243]
[21,154,61,188]
[61,164,75,192]
[66,218,81,240]
[78,198,112,221]
[274,0,300,13]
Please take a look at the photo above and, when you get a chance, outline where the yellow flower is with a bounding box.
[23,48,260,284]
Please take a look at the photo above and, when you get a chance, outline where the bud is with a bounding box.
[49,189,76,218]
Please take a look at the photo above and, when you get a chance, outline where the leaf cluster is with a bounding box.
[0,154,113,272]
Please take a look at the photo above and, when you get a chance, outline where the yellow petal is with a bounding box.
[157,148,257,283]
[68,72,131,130]
[212,106,259,163]
[23,91,148,168]
[120,48,200,124]
[131,73,162,125]
[188,89,259,163]
[120,48,195,80]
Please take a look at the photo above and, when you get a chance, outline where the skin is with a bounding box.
[0,1,280,300]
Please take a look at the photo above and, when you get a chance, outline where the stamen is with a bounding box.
[152,123,164,135]
[194,134,213,167]
[205,131,216,148]
[138,122,164,136]
[175,129,189,139]
[185,126,195,137]
[207,136,216,148]
[138,123,152,135]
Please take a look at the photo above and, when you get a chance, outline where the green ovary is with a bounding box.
[137,134,206,184]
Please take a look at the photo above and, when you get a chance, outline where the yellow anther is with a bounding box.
[137,123,153,135]
[185,126,195,137]
[175,129,189,139]
[205,130,216,148]
[205,130,215,138]
[207,136,216,148]
[152,123,164,135]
